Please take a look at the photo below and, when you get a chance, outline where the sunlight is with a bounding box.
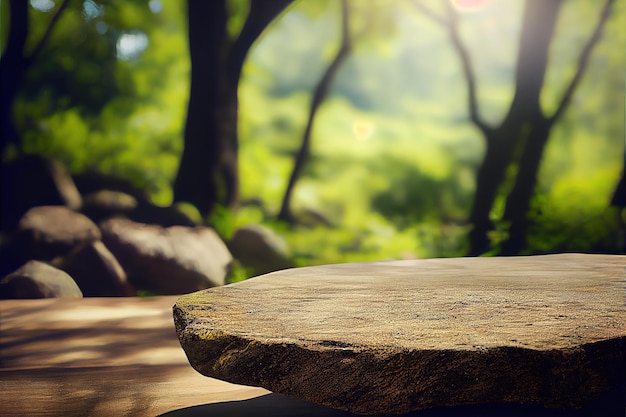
[149,0,163,14]
[451,0,490,12]
[116,31,149,61]
[82,0,103,20]
[29,0,55,12]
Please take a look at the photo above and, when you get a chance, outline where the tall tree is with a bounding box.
[174,0,292,218]
[278,0,352,223]
[413,0,615,255]
[499,0,615,254]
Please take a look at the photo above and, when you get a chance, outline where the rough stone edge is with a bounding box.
[173,302,626,415]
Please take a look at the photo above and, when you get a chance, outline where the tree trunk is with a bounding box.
[611,169,625,207]
[278,0,351,223]
[612,164,626,253]
[466,0,562,255]
[466,130,516,255]
[0,0,29,157]
[499,118,551,255]
[174,1,227,217]
[499,0,615,255]
[175,0,292,218]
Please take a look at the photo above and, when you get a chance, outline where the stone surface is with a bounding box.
[74,171,196,227]
[16,205,101,261]
[229,224,292,276]
[173,254,626,415]
[0,260,83,299]
[101,218,231,294]
[1,205,101,279]
[80,190,139,223]
[1,295,621,417]
[52,240,135,296]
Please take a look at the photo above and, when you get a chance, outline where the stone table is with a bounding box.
[174,254,626,415]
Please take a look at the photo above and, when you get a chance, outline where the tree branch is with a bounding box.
[27,0,71,63]
[278,0,351,222]
[411,0,490,135]
[410,1,448,26]
[549,0,615,124]
[228,0,293,83]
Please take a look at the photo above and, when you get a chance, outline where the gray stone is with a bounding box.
[173,254,626,415]
[0,260,83,299]
[52,240,135,297]
[81,190,197,228]
[15,206,101,261]
[101,218,231,294]
[229,224,292,276]
[74,171,196,227]
[81,190,138,224]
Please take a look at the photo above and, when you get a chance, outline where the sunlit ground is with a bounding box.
[0,298,184,367]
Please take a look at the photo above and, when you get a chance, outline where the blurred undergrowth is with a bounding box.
[4,0,624,279]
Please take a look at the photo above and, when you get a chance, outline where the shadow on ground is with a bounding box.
[158,392,622,417]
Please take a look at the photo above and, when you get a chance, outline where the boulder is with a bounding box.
[81,190,138,224]
[80,189,197,228]
[52,241,135,297]
[1,155,82,232]
[0,260,83,299]
[73,170,149,201]
[14,206,101,262]
[74,171,197,227]
[229,224,292,277]
[127,202,197,228]
[101,218,232,294]
[174,254,626,415]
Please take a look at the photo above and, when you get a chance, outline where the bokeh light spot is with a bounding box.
[353,119,374,142]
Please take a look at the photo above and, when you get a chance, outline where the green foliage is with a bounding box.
[209,204,265,242]
[226,260,255,284]
[10,0,188,205]
[235,0,623,266]
[4,0,623,279]
[526,153,623,253]
[226,0,250,39]
[371,158,469,229]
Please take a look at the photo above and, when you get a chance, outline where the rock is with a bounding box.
[15,206,101,261]
[52,241,135,297]
[173,254,626,415]
[81,190,138,224]
[101,218,231,294]
[81,189,197,228]
[74,171,197,227]
[0,260,83,299]
[1,155,82,232]
[127,202,197,228]
[229,224,292,277]
[73,170,149,202]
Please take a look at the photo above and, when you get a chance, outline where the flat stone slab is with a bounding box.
[173,254,626,415]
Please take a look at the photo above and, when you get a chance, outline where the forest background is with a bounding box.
[1,0,624,281]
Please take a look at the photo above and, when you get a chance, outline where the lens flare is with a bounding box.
[353,119,374,141]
